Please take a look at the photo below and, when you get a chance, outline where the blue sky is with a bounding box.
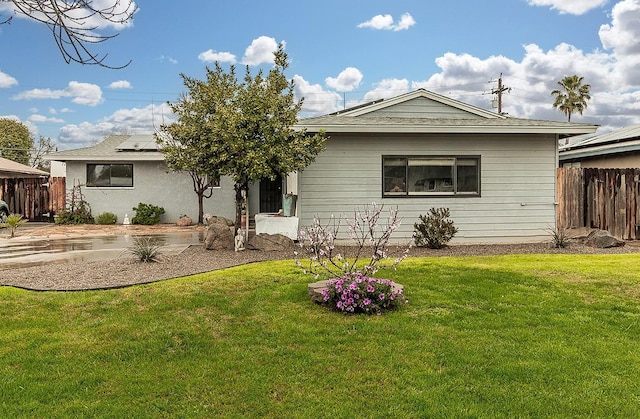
[1,0,639,149]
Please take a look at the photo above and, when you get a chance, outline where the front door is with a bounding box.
[259,175,282,213]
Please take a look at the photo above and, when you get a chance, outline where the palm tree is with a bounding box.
[551,75,591,122]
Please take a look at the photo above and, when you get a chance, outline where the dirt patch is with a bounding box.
[2,224,640,291]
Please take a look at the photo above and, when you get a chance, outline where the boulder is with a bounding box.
[203,223,234,250]
[246,233,295,251]
[204,214,234,227]
[176,215,193,227]
[584,229,625,248]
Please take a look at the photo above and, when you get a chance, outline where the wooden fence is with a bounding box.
[557,167,640,239]
[0,177,66,221]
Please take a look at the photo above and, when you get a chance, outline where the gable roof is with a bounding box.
[334,89,504,119]
[44,134,164,162]
[0,157,49,178]
[296,88,598,138]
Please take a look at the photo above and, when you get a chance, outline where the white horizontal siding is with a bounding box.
[298,133,558,243]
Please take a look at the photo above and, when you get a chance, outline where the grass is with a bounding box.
[2,254,640,417]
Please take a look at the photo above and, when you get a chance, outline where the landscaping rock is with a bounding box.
[246,233,295,251]
[176,215,193,227]
[308,280,329,303]
[584,229,625,248]
[203,223,234,250]
[204,214,234,227]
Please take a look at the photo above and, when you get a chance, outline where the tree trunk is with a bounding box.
[234,180,249,230]
[197,191,204,225]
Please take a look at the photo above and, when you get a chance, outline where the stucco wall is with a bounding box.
[297,133,558,244]
[65,160,236,223]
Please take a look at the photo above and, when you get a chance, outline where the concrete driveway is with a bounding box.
[0,223,206,268]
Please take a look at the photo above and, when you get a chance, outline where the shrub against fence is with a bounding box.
[557,167,640,240]
[0,177,65,221]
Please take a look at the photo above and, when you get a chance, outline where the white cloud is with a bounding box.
[407,40,637,128]
[28,114,64,123]
[108,80,132,89]
[242,36,280,65]
[395,13,417,31]
[527,0,608,15]
[363,79,410,102]
[57,102,173,147]
[12,81,104,106]
[157,55,178,64]
[325,67,363,92]
[358,14,394,30]
[599,0,640,85]
[293,75,342,116]
[66,82,104,106]
[357,13,415,31]
[0,70,18,88]
[198,49,237,63]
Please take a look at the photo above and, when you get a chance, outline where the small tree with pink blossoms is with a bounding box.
[295,203,411,314]
[295,203,412,279]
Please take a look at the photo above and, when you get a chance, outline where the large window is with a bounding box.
[383,156,480,197]
[87,164,133,187]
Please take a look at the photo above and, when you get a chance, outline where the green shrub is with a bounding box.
[55,183,94,224]
[414,207,458,249]
[548,226,571,248]
[96,212,118,225]
[131,203,165,225]
[1,213,27,238]
[126,236,163,262]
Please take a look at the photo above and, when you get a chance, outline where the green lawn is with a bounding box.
[2,254,640,418]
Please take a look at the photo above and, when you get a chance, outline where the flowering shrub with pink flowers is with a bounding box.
[322,271,404,315]
[297,203,410,314]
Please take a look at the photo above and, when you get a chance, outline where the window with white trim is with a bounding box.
[383,156,480,197]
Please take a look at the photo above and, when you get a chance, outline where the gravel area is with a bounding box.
[2,238,640,292]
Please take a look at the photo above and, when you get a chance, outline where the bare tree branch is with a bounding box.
[3,0,136,68]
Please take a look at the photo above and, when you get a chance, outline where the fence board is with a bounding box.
[0,177,66,221]
[557,167,640,240]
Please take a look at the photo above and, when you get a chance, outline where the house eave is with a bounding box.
[44,153,166,162]
[559,143,640,161]
[296,123,597,136]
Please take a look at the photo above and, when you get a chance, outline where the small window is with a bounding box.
[86,164,133,187]
[383,156,479,197]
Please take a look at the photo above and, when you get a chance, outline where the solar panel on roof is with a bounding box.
[116,137,158,151]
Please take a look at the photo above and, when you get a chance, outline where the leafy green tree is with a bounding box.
[159,44,327,227]
[157,62,238,225]
[0,118,33,165]
[551,75,591,122]
[155,130,223,225]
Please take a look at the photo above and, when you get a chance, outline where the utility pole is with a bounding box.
[491,73,511,114]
